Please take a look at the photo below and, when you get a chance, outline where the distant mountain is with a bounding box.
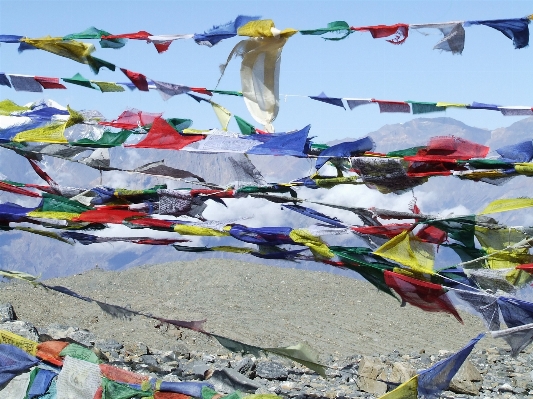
[1,116,532,279]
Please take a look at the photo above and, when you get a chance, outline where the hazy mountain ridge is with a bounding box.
[0,116,532,278]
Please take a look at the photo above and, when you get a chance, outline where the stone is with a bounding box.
[449,359,483,396]
[209,368,264,394]
[42,323,77,340]
[232,356,255,376]
[181,360,210,380]
[68,329,97,347]
[96,339,123,352]
[513,372,533,391]
[357,376,388,396]
[498,383,514,393]
[141,354,159,367]
[0,320,39,341]
[0,303,14,322]
[358,356,385,380]
[203,354,216,363]
[377,362,415,384]
[255,361,289,380]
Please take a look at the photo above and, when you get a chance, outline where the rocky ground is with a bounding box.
[1,260,533,398]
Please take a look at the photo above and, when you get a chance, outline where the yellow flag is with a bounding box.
[460,170,508,180]
[237,19,298,38]
[374,231,434,273]
[212,246,253,254]
[379,375,418,399]
[182,128,210,135]
[435,102,468,108]
[480,198,533,215]
[313,175,361,188]
[392,267,434,283]
[0,269,39,285]
[506,268,533,287]
[475,226,533,269]
[21,36,95,64]
[0,99,29,115]
[514,163,533,176]
[13,123,68,143]
[0,330,38,355]
[27,211,81,221]
[210,101,232,131]
[289,229,334,259]
[173,225,230,237]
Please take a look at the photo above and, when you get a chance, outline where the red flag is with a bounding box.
[126,117,204,150]
[351,23,409,44]
[120,68,149,91]
[351,223,413,238]
[384,270,463,323]
[0,181,41,197]
[34,76,67,89]
[74,209,146,224]
[99,109,162,129]
[102,31,152,40]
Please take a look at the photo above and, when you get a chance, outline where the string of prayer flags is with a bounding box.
[299,21,353,41]
[351,23,409,44]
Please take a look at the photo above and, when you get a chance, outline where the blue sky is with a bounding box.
[1,0,532,142]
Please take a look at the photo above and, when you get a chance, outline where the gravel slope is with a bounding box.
[0,259,498,359]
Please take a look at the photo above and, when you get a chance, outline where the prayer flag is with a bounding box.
[464,18,530,49]
[300,21,353,41]
[120,68,149,91]
[351,23,409,44]
[417,333,484,397]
